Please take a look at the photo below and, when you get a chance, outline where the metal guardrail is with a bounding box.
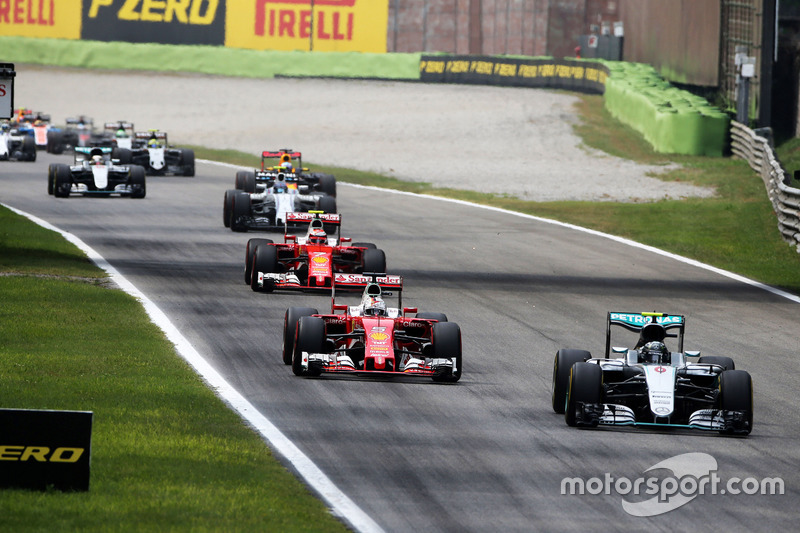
[730,121,800,252]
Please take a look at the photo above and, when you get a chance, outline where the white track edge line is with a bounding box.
[2,202,385,533]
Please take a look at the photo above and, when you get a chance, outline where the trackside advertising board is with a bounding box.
[226,0,388,53]
[0,0,81,39]
[420,55,609,94]
[82,0,226,45]
[0,409,93,491]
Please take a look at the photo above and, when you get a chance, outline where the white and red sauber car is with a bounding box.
[283,273,463,382]
[247,212,386,292]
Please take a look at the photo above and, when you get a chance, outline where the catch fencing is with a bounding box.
[730,121,800,252]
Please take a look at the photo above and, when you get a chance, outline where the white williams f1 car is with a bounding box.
[552,312,753,435]
[48,147,146,198]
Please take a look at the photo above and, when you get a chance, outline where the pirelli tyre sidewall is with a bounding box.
[53,163,72,197]
[552,349,592,414]
[361,248,386,274]
[250,244,278,292]
[565,362,603,427]
[129,165,146,198]
[432,321,462,383]
[244,238,273,285]
[223,189,237,228]
[293,316,326,377]
[283,307,319,366]
[230,191,252,232]
[718,369,754,435]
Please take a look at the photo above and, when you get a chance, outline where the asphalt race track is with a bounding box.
[3,139,799,529]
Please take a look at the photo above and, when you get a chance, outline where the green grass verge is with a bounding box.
[0,216,348,532]
[197,93,800,294]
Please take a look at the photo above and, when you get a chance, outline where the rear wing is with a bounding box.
[262,149,302,169]
[285,211,341,240]
[605,312,685,358]
[135,130,167,140]
[65,116,91,126]
[104,121,134,131]
[331,273,404,314]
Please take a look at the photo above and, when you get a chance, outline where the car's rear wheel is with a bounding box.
[113,147,132,164]
[698,355,735,371]
[431,321,462,382]
[415,312,448,322]
[565,362,602,427]
[53,164,72,197]
[180,149,195,176]
[235,170,255,192]
[718,369,753,435]
[552,349,592,414]
[283,307,319,365]
[22,135,36,161]
[222,189,236,228]
[361,248,386,274]
[318,195,336,214]
[293,316,326,376]
[250,244,278,292]
[245,238,273,284]
[316,173,336,197]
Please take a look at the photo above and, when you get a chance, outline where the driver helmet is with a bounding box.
[116,128,127,138]
[1,123,9,132]
[148,138,160,148]
[91,154,103,164]
[307,228,327,245]
[363,295,386,316]
[639,341,670,365]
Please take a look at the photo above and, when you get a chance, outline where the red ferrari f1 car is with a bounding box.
[282,273,462,382]
[247,212,386,292]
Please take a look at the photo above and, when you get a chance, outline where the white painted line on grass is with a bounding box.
[3,203,385,533]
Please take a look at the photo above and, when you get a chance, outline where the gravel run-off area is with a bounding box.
[15,65,715,202]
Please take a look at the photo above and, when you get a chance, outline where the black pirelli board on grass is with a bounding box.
[419,55,609,94]
[0,409,93,491]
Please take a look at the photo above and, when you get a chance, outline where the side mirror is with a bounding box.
[333,303,348,312]
[611,346,628,354]
[684,350,701,357]
[339,237,351,243]
[403,307,418,317]
[284,234,297,243]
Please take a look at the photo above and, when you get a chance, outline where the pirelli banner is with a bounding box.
[1,1,386,53]
[420,55,609,95]
[0,409,93,491]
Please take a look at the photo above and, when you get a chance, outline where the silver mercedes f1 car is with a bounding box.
[552,312,753,435]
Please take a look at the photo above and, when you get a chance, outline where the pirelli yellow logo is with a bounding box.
[0,445,85,463]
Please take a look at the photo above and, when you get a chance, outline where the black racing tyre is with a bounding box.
[565,362,603,427]
[129,165,146,198]
[293,316,326,377]
[316,173,336,197]
[222,189,236,228]
[361,248,386,274]
[318,195,336,214]
[552,349,592,414]
[351,242,377,249]
[53,164,72,197]
[22,135,36,161]
[250,244,278,292]
[46,131,64,154]
[180,149,195,177]
[235,170,256,192]
[230,191,251,232]
[283,307,319,365]
[415,312,448,322]
[718,370,753,435]
[431,321,462,382]
[245,238,273,284]
[698,356,735,371]
[113,147,133,164]
[47,163,57,195]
